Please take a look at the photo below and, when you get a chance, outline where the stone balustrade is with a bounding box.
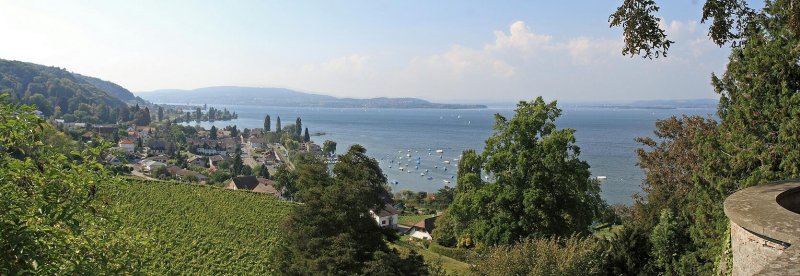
[724,180,800,275]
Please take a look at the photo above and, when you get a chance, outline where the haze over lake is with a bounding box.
[175,104,716,205]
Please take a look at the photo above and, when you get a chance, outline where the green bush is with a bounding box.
[473,236,604,276]
[428,242,476,263]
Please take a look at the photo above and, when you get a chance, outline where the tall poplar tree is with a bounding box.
[264,114,271,132]
[276,116,281,133]
[295,117,302,136]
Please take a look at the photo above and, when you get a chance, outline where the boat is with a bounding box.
[436,149,444,153]
[425,169,429,173]
[427,177,433,180]
[443,180,451,184]
[444,160,450,164]
[596,176,607,180]
[420,173,425,176]
[406,153,411,157]
[444,167,448,171]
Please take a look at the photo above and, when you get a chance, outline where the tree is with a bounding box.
[276,116,281,132]
[609,1,800,273]
[209,125,217,140]
[322,140,337,157]
[264,114,271,132]
[157,105,164,122]
[273,164,297,199]
[271,145,427,274]
[117,105,130,122]
[295,117,302,136]
[133,108,151,126]
[256,164,270,179]
[303,127,310,142]
[0,97,143,273]
[435,97,606,246]
[232,146,244,176]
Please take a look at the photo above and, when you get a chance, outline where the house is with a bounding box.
[93,124,117,138]
[148,140,168,155]
[407,216,438,240]
[186,155,206,167]
[370,203,400,229]
[208,155,227,165]
[140,160,166,173]
[103,155,122,165]
[249,137,267,149]
[166,165,208,182]
[118,139,136,153]
[224,176,280,197]
[143,155,169,163]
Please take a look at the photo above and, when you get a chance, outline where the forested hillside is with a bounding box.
[0,59,139,123]
[74,73,140,103]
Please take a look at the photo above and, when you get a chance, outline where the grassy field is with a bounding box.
[108,180,295,274]
[398,214,433,226]
[391,238,472,275]
[593,224,623,239]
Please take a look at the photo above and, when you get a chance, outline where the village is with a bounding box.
[51,114,445,242]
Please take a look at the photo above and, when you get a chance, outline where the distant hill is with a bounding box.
[0,59,146,123]
[74,73,140,103]
[628,99,718,109]
[137,86,487,109]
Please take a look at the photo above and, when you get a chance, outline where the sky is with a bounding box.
[0,0,741,103]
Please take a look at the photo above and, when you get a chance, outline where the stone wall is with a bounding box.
[724,180,800,275]
[730,222,787,275]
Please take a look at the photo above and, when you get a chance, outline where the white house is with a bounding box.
[407,216,438,240]
[370,203,399,229]
[140,160,166,174]
[118,139,136,153]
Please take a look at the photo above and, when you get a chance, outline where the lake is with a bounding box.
[178,104,716,205]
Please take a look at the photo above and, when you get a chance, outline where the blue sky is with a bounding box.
[0,0,742,103]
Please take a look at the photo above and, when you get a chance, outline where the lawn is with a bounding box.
[391,238,472,275]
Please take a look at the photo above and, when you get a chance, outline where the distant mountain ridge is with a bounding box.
[136,86,487,109]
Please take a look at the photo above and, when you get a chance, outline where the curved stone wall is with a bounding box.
[724,180,800,275]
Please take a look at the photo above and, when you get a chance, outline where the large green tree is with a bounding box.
[264,114,271,132]
[272,145,427,275]
[609,0,800,274]
[435,97,606,247]
[0,96,142,273]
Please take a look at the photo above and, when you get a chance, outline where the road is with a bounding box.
[241,142,258,168]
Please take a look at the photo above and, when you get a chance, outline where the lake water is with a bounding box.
[177,104,716,205]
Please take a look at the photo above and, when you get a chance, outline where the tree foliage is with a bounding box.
[0,96,141,274]
[272,145,427,275]
[435,97,606,247]
[609,1,800,273]
[473,236,604,276]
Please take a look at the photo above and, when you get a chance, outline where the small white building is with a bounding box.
[370,203,399,229]
[407,216,438,240]
[140,160,166,174]
[118,139,136,153]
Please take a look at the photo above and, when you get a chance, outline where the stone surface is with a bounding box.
[724,180,800,275]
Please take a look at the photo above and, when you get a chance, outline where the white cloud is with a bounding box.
[282,20,728,102]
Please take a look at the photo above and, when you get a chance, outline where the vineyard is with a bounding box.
[106,180,295,274]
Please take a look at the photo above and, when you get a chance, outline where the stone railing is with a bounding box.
[724,180,800,275]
